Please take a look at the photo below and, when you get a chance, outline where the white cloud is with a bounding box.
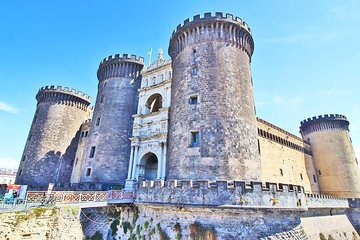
[331,0,360,20]
[257,94,305,107]
[0,157,20,169]
[318,87,359,98]
[0,101,19,114]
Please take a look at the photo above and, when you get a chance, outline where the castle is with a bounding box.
[14,12,360,239]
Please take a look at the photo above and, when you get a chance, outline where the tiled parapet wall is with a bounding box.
[36,85,91,111]
[97,54,144,82]
[168,12,254,59]
[300,114,349,135]
[305,193,349,208]
[137,180,307,209]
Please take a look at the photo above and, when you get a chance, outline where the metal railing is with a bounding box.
[0,190,134,212]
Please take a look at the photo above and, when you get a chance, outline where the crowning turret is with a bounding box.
[300,114,360,198]
[167,12,261,181]
[81,54,144,185]
[16,86,91,189]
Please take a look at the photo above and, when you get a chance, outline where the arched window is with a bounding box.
[152,76,156,85]
[145,94,163,113]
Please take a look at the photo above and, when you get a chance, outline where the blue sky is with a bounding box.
[0,0,359,169]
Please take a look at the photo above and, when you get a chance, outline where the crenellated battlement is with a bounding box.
[36,85,91,111]
[170,12,251,39]
[300,114,349,135]
[97,54,144,82]
[168,12,254,59]
[300,114,347,125]
[305,193,349,208]
[99,54,144,65]
[137,180,307,209]
[39,85,91,101]
[139,179,304,193]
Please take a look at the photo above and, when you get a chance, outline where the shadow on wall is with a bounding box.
[19,129,81,190]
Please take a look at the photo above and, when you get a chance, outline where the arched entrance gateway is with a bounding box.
[138,152,158,180]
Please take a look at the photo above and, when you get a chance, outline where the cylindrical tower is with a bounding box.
[16,86,91,189]
[167,12,261,181]
[81,54,144,185]
[300,114,360,198]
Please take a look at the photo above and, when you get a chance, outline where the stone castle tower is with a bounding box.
[300,114,360,198]
[167,13,261,181]
[80,54,144,184]
[16,86,91,189]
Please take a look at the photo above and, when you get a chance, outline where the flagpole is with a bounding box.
[148,48,152,67]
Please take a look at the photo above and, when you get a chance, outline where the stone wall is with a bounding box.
[167,13,261,181]
[137,180,306,209]
[71,119,91,183]
[16,86,91,189]
[257,118,317,193]
[0,207,83,240]
[300,115,360,198]
[81,55,144,185]
[82,204,306,240]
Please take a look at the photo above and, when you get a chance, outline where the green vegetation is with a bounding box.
[14,207,50,226]
[122,221,133,234]
[136,224,141,235]
[33,207,47,217]
[107,210,121,219]
[128,233,136,240]
[156,223,170,240]
[63,205,80,216]
[132,207,139,225]
[144,221,149,230]
[319,233,326,240]
[86,231,103,240]
[173,222,182,240]
[110,219,120,237]
[189,222,217,240]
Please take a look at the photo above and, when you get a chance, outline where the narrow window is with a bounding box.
[96,117,101,126]
[300,173,303,180]
[85,131,89,137]
[86,168,92,177]
[356,158,358,164]
[28,134,32,141]
[257,139,261,154]
[89,146,96,158]
[280,169,283,176]
[191,131,200,147]
[104,82,107,88]
[75,158,78,166]
[100,95,105,103]
[318,170,321,175]
[168,71,171,79]
[22,155,26,162]
[81,132,85,138]
[313,174,317,183]
[19,169,22,176]
[189,96,198,105]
